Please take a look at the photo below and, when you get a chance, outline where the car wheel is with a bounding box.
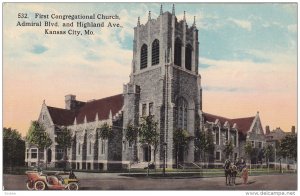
[67,182,79,190]
[34,180,46,190]
[26,181,34,190]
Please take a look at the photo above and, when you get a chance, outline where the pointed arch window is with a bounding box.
[152,39,159,65]
[101,140,105,154]
[174,38,182,66]
[176,97,188,130]
[88,140,92,155]
[185,44,192,70]
[77,143,81,155]
[140,44,148,69]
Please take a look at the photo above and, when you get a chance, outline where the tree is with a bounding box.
[3,127,25,170]
[244,142,253,161]
[138,115,159,175]
[264,144,274,171]
[93,131,99,169]
[26,121,52,168]
[205,130,215,163]
[56,127,72,169]
[244,142,255,171]
[98,123,113,140]
[279,134,297,161]
[125,122,139,163]
[194,129,215,167]
[223,141,233,160]
[173,128,193,168]
[195,130,207,163]
[96,123,113,168]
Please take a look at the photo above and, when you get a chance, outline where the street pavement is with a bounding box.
[2,172,297,191]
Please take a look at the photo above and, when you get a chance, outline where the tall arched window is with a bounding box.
[89,141,92,155]
[174,38,182,66]
[151,39,160,65]
[176,97,188,130]
[77,143,81,155]
[140,44,148,69]
[185,44,192,70]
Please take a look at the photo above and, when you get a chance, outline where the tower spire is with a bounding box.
[183,11,186,21]
[148,11,151,21]
[172,4,175,15]
[193,16,196,27]
[160,4,163,15]
[137,16,140,26]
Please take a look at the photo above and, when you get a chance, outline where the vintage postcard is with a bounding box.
[2,2,298,195]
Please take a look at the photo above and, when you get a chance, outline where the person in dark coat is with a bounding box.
[69,170,76,179]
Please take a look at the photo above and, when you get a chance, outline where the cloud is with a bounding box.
[228,18,252,31]
[31,44,48,54]
[199,63,213,69]
[199,52,296,94]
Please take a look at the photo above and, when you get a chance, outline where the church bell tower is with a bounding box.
[123,4,202,168]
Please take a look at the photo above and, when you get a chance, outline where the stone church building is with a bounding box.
[25,5,266,170]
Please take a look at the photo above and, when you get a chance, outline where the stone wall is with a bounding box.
[171,66,201,163]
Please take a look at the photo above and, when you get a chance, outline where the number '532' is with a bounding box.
[18,13,28,18]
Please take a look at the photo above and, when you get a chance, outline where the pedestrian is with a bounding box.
[241,166,248,184]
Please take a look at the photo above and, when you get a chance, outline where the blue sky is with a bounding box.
[3,3,297,135]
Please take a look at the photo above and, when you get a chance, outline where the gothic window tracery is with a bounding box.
[176,97,188,130]
[101,140,105,154]
[151,39,159,65]
[140,44,148,69]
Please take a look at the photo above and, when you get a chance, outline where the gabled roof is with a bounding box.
[76,94,123,124]
[231,117,256,134]
[46,94,124,126]
[202,113,230,126]
[47,106,76,126]
[203,112,255,135]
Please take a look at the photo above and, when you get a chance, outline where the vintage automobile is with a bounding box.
[25,170,79,190]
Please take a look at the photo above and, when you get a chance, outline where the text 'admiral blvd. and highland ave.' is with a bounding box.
[16,13,123,36]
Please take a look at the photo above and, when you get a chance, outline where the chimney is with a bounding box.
[65,94,76,110]
[266,125,270,135]
[291,126,295,134]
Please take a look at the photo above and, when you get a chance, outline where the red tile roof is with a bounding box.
[47,94,124,126]
[203,112,255,135]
